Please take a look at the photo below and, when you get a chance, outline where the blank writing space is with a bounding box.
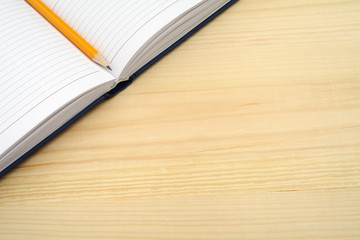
[44,0,182,75]
[0,0,101,134]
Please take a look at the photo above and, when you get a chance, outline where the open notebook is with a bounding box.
[0,0,237,176]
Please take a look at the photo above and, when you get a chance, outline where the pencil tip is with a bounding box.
[106,66,112,71]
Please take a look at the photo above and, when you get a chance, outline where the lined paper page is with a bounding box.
[0,1,115,157]
[43,0,204,78]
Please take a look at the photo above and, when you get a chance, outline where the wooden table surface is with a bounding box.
[1,0,360,239]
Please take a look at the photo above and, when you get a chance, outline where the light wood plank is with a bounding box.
[1,188,360,240]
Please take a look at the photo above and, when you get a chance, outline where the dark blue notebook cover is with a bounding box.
[0,0,238,178]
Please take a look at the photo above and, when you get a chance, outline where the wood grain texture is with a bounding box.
[1,0,360,239]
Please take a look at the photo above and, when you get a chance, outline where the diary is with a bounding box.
[0,0,237,176]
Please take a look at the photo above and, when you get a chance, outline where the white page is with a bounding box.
[0,0,115,158]
[43,0,204,78]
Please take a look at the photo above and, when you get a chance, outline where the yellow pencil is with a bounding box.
[26,0,112,70]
